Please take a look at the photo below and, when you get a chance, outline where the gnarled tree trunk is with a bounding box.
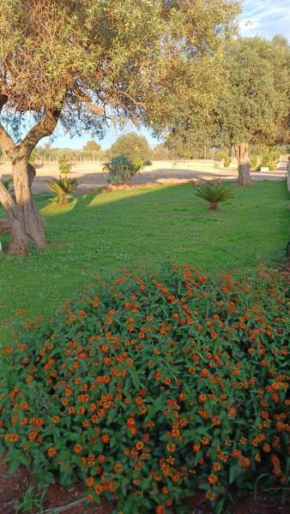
[0,181,28,255]
[235,142,252,186]
[0,98,60,255]
[12,148,46,250]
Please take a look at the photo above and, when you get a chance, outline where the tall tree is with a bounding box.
[0,0,238,254]
[108,133,152,163]
[82,141,102,153]
[216,36,290,185]
[165,36,290,186]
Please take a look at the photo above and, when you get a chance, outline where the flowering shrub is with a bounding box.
[0,264,290,513]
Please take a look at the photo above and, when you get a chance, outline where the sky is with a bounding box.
[43,0,290,151]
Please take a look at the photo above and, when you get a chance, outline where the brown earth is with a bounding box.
[1,457,289,514]
[0,158,287,195]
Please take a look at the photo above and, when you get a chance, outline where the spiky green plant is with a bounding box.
[196,182,234,210]
[47,176,79,205]
[103,155,138,185]
[58,153,71,174]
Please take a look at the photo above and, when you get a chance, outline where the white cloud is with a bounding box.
[240,0,290,39]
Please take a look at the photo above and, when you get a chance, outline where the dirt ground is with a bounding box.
[0,158,287,195]
[1,457,289,514]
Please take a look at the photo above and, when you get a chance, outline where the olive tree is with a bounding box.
[216,36,290,185]
[108,133,152,163]
[0,0,238,254]
[165,36,290,186]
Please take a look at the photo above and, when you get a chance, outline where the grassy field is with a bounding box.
[0,180,289,342]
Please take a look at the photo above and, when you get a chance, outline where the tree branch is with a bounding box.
[20,109,61,154]
[73,87,104,117]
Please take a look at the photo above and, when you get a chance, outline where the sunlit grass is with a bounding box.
[0,180,289,343]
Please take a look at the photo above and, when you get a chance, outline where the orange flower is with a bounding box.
[208,474,218,485]
[101,434,110,444]
[47,447,57,458]
[212,416,221,426]
[228,406,237,418]
[95,484,103,495]
[73,444,83,454]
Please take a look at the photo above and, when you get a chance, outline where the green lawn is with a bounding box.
[0,181,289,341]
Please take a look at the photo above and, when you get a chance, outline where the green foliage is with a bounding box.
[152,144,170,160]
[196,182,234,209]
[259,148,280,171]
[1,181,289,344]
[268,147,281,162]
[82,141,101,153]
[0,177,13,192]
[47,176,79,205]
[15,486,47,514]
[58,154,71,174]
[108,133,152,164]
[250,155,259,170]
[103,155,139,185]
[28,150,36,165]
[132,157,144,170]
[1,265,290,512]
[223,156,231,168]
[215,151,226,161]
[215,37,290,150]
[0,0,239,140]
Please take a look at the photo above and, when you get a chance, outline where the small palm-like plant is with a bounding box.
[103,155,138,185]
[196,181,234,210]
[47,176,79,205]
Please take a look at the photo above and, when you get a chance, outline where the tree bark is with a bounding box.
[0,182,28,255]
[235,142,252,186]
[12,147,46,250]
[0,106,60,254]
[210,201,218,210]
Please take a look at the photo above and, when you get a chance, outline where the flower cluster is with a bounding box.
[0,264,289,513]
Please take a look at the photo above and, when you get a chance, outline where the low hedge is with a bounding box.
[0,264,290,513]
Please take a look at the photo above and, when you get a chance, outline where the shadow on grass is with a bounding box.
[0,180,289,343]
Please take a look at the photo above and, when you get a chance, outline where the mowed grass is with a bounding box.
[0,180,289,342]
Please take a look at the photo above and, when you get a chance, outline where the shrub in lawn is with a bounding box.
[47,176,79,205]
[223,156,231,168]
[214,151,226,161]
[250,155,259,170]
[103,155,140,186]
[58,153,71,174]
[196,182,234,210]
[0,265,290,513]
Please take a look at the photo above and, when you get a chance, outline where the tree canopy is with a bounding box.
[217,38,290,141]
[167,35,290,185]
[0,0,239,254]
[108,132,152,163]
[82,141,102,154]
